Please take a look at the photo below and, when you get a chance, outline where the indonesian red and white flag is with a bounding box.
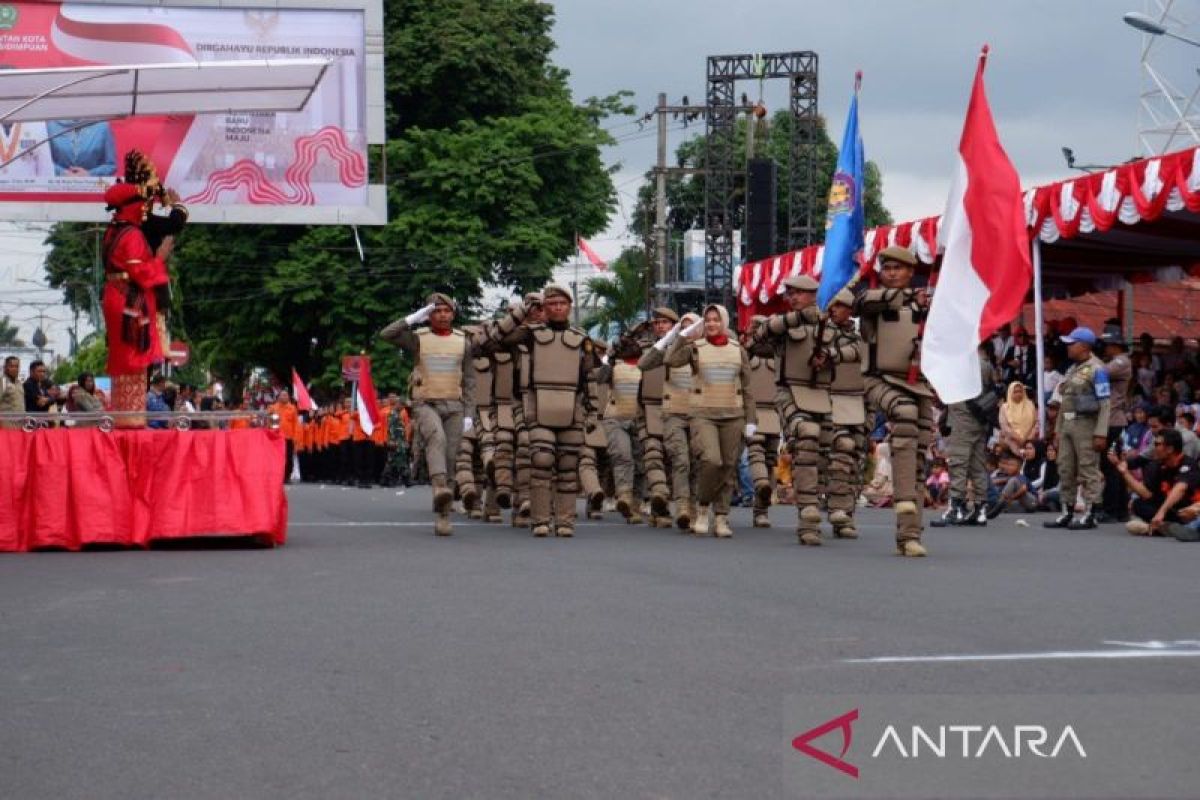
[923,47,1032,404]
[355,356,382,437]
[291,368,314,412]
[577,236,607,271]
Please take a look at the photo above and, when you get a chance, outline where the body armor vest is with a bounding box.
[830,328,865,394]
[605,361,641,420]
[662,366,692,416]
[470,356,492,407]
[491,351,515,403]
[640,361,664,404]
[860,289,923,377]
[414,329,465,401]
[749,355,780,434]
[779,322,833,388]
[527,325,586,427]
[691,341,743,412]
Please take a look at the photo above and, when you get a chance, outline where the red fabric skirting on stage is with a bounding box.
[0,428,288,552]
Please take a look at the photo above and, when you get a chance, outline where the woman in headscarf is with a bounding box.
[999,381,1037,455]
[659,304,756,537]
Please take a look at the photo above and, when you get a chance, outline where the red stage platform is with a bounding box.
[0,428,288,552]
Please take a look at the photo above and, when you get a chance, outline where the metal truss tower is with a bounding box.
[1136,0,1200,154]
[704,51,818,307]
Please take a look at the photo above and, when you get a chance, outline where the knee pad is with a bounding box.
[530,447,556,472]
[833,431,858,454]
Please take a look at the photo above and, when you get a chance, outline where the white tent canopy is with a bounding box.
[0,58,331,124]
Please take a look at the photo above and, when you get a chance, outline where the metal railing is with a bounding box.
[0,411,280,434]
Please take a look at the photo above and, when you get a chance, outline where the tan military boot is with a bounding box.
[460,484,479,513]
[586,490,605,520]
[650,492,670,520]
[616,491,634,520]
[555,525,574,538]
[713,514,733,538]
[833,523,858,539]
[432,474,454,514]
[798,531,822,546]
[752,511,771,528]
[691,505,712,536]
[531,523,551,537]
[468,507,483,520]
[513,500,531,528]
[897,539,927,557]
[486,510,503,523]
[674,499,693,531]
[434,512,452,537]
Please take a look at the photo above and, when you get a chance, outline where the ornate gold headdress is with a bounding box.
[123,149,163,202]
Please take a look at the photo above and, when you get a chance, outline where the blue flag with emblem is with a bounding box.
[817,74,866,309]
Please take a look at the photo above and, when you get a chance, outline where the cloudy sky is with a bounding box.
[550,0,1200,261]
[5,1,1199,358]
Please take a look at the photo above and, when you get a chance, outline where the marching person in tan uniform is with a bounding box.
[824,288,867,539]
[750,274,834,546]
[743,318,781,528]
[633,308,676,527]
[380,293,475,536]
[455,326,501,521]
[640,311,699,529]
[599,333,647,523]
[510,292,545,527]
[854,246,935,557]
[660,304,756,537]
[480,313,521,513]
[487,285,594,538]
[579,339,611,520]
[1043,326,1111,531]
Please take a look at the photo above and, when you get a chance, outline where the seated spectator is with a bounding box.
[999,381,1037,455]
[1123,404,1154,461]
[1042,354,1064,405]
[1178,409,1199,437]
[1033,443,1060,511]
[146,374,170,429]
[925,458,950,507]
[863,441,893,507]
[986,450,1037,516]
[66,372,104,423]
[1043,399,1059,442]
[23,360,60,413]
[1154,384,1176,410]
[1113,428,1199,536]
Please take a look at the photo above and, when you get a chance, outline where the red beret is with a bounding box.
[104,182,142,210]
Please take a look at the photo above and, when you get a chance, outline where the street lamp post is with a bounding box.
[1124,11,1200,47]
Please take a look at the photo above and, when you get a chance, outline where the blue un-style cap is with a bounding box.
[1061,326,1097,345]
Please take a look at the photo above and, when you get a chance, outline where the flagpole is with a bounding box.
[573,231,580,325]
[1032,237,1047,438]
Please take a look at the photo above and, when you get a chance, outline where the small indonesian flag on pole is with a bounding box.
[577,236,607,271]
[922,45,1032,404]
[355,356,382,437]
[291,368,314,411]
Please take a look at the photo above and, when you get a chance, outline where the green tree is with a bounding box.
[0,315,23,347]
[51,333,106,385]
[42,0,630,397]
[580,248,650,340]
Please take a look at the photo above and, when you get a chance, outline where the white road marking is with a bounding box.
[847,644,1200,664]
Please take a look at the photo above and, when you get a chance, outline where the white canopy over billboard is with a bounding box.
[0,59,331,124]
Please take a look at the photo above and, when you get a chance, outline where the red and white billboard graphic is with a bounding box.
[0,2,380,224]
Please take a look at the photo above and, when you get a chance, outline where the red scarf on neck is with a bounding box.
[706,333,729,347]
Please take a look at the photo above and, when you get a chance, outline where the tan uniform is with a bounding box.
[826,320,868,526]
[600,359,643,502]
[640,347,695,526]
[633,334,671,521]
[751,304,834,535]
[745,352,781,519]
[664,336,755,518]
[1,373,23,429]
[945,359,998,504]
[578,362,611,518]
[454,341,495,517]
[855,287,936,543]
[489,310,593,536]
[379,321,475,485]
[487,345,519,508]
[1057,354,1111,508]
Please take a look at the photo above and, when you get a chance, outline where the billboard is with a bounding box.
[0,0,385,225]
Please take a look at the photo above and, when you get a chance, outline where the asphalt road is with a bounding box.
[2,483,1198,799]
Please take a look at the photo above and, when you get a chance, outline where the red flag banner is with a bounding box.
[291,368,314,411]
[577,236,608,271]
[355,356,381,436]
[923,45,1033,404]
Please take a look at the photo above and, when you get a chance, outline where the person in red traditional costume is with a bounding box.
[102,178,165,424]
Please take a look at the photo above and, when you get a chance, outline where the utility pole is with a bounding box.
[654,92,668,307]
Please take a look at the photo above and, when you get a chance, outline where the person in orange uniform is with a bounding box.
[269,389,300,483]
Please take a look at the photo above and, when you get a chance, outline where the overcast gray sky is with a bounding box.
[550,0,1200,260]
